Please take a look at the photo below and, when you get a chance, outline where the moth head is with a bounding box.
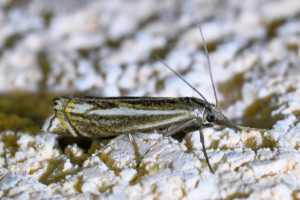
[203,105,219,124]
[205,104,241,131]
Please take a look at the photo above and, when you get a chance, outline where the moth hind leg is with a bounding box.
[92,134,126,157]
[128,133,141,167]
[138,119,197,167]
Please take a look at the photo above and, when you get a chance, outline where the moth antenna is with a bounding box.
[156,56,210,106]
[196,20,219,108]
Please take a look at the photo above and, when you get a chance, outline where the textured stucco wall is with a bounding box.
[0,0,300,199]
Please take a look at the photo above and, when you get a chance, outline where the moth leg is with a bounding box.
[199,129,214,173]
[138,119,197,167]
[137,136,164,167]
[128,133,141,166]
[92,134,125,157]
[163,119,197,137]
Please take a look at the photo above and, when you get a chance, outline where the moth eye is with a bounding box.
[206,112,216,122]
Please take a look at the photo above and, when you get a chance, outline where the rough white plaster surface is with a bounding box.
[0,0,300,199]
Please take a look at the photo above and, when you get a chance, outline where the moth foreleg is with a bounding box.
[199,129,214,173]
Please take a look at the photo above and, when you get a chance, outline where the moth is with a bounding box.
[43,22,241,173]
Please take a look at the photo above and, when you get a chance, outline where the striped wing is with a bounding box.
[45,97,203,137]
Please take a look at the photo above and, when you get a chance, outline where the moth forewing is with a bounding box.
[43,96,211,137]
